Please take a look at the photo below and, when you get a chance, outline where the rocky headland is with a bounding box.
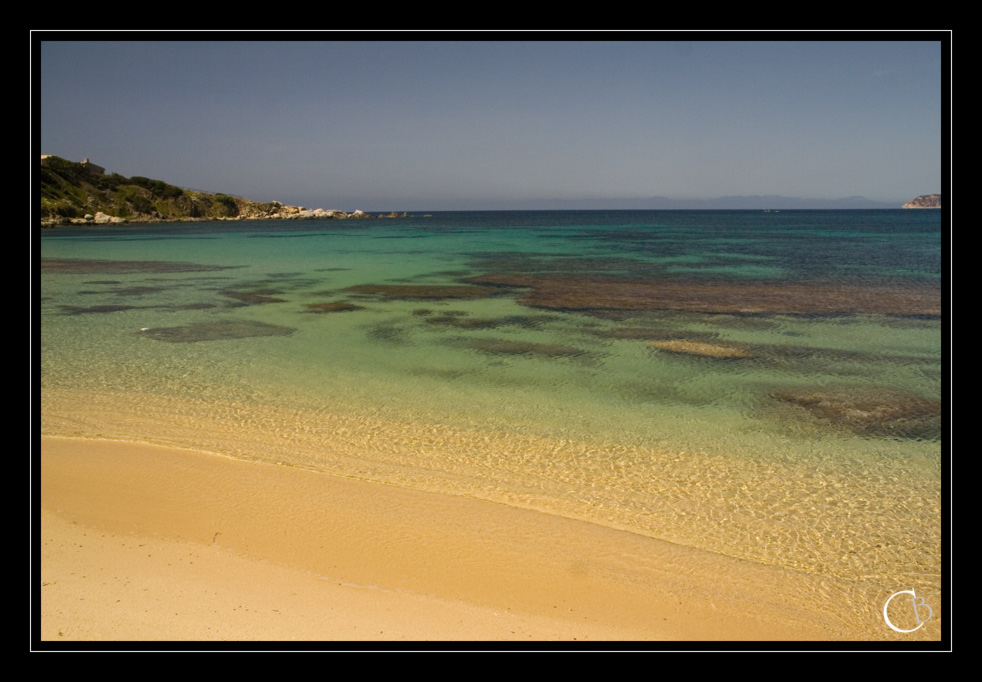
[902,194,942,209]
[39,155,409,227]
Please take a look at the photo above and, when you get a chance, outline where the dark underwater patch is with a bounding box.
[420,312,549,330]
[58,304,140,315]
[591,327,721,341]
[219,288,287,306]
[423,314,502,329]
[139,320,295,343]
[42,258,239,274]
[461,338,590,360]
[639,334,934,374]
[770,385,941,440]
[464,274,942,316]
[168,302,219,311]
[305,302,365,313]
[366,323,411,345]
[467,253,665,278]
[109,286,168,297]
[344,284,500,300]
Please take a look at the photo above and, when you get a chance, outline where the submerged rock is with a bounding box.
[139,320,295,343]
[219,288,287,306]
[463,338,588,359]
[59,304,139,315]
[366,323,411,345]
[98,285,167,297]
[598,327,721,341]
[424,315,503,329]
[414,309,554,330]
[169,302,218,311]
[305,302,365,313]
[771,386,941,440]
[344,284,498,300]
[650,339,755,359]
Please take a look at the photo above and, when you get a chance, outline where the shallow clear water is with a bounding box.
[39,210,944,636]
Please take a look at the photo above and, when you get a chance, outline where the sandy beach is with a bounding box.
[37,37,947,651]
[37,435,877,645]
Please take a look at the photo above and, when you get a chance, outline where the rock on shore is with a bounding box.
[52,205,389,227]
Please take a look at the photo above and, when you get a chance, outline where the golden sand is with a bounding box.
[38,381,943,644]
[39,435,876,643]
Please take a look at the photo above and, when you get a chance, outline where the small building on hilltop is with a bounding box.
[40,155,105,175]
[80,158,105,175]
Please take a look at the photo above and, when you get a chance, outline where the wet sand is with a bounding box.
[38,436,861,644]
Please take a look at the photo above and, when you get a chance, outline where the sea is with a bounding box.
[38,209,944,639]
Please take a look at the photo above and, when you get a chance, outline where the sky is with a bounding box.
[36,36,945,211]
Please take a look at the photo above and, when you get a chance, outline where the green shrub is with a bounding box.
[90,173,126,191]
[41,156,85,179]
[130,176,184,199]
[128,194,154,215]
[213,194,239,216]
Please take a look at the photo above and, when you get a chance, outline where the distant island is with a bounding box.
[902,194,942,209]
[38,155,406,227]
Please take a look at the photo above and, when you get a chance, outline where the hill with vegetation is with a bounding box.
[39,156,392,227]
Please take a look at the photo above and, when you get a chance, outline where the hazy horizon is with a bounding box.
[37,37,945,212]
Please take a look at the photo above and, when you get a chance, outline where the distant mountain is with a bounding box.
[513,195,902,210]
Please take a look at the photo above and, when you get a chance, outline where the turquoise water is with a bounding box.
[39,210,944,637]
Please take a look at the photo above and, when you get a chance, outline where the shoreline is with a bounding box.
[37,209,943,646]
[37,435,880,644]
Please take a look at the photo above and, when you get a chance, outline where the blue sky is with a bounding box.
[37,37,945,211]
